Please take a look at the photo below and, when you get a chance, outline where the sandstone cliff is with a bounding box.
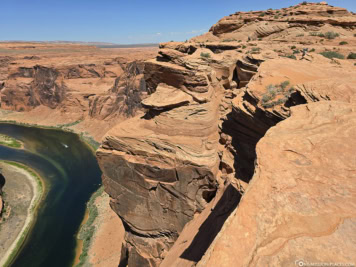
[97,2,356,266]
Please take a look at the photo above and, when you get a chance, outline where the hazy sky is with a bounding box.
[1,0,355,44]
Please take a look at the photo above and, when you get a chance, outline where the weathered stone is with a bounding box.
[199,101,356,266]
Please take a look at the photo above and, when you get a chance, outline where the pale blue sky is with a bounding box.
[1,0,355,44]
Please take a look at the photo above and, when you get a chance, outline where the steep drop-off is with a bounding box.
[97,2,356,266]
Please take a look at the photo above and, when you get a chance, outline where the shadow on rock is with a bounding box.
[180,184,241,262]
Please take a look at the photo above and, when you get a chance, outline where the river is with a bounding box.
[0,123,101,267]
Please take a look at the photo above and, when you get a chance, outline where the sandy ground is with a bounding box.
[0,162,42,267]
[87,191,125,267]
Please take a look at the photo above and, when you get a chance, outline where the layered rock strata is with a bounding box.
[98,2,356,266]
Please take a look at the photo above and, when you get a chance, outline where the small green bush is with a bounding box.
[296,34,305,37]
[259,12,266,17]
[293,49,300,54]
[310,48,316,52]
[261,81,294,108]
[324,31,339,40]
[274,15,279,19]
[285,54,297,60]
[290,45,296,49]
[320,51,344,59]
[347,52,356,59]
[280,80,290,90]
[242,45,247,49]
[200,52,211,58]
[301,1,308,5]
[339,41,348,45]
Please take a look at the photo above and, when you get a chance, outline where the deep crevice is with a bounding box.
[180,184,241,262]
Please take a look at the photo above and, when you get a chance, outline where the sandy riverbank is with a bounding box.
[0,161,44,267]
[74,189,125,267]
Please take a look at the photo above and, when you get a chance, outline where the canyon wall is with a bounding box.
[0,44,157,133]
[97,2,356,266]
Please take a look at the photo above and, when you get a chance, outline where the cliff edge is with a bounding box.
[97,2,356,266]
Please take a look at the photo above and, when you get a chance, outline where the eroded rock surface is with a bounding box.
[97,44,239,266]
[97,2,356,266]
[199,101,356,266]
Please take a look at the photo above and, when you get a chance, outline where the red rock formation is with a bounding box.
[97,2,356,267]
[199,101,356,266]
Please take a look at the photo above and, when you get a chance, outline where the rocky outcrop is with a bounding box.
[97,2,356,267]
[193,2,356,42]
[89,61,147,119]
[199,101,356,266]
[97,44,240,266]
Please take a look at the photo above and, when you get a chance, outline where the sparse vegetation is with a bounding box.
[75,186,104,267]
[310,48,316,52]
[259,12,266,17]
[290,45,296,49]
[301,1,308,5]
[309,32,319,37]
[284,54,297,60]
[57,119,83,129]
[339,41,348,45]
[324,31,339,40]
[293,49,300,54]
[0,134,22,149]
[200,52,211,59]
[250,47,261,54]
[260,81,295,108]
[320,51,345,59]
[347,52,356,59]
[242,45,247,49]
[296,34,305,37]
